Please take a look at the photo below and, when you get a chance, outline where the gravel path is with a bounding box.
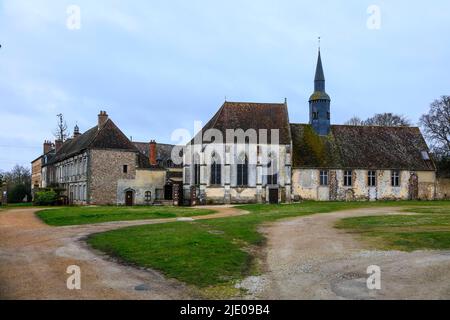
[0,206,247,300]
[243,207,450,300]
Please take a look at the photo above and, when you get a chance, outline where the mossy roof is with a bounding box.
[291,124,435,171]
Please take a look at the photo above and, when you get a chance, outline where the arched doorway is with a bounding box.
[164,184,173,200]
[125,190,134,206]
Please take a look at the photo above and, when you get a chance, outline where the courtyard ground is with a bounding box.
[246,207,450,299]
[0,202,449,299]
[0,206,245,299]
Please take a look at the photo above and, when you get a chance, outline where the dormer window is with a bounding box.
[421,151,430,160]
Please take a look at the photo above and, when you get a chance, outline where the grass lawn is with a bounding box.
[335,202,450,251]
[37,206,215,226]
[0,203,35,212]
[87,200,449,296]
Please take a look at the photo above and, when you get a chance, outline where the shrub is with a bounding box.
[34,190,58,206]
[7,184,29,203]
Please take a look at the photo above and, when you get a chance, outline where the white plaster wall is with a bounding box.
[117,169,166,205]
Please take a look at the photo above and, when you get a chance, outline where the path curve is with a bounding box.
[243,207,450,300]
[0,206,247,300]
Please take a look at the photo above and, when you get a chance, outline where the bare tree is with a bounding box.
[3,165,31,186]
[53,113,70,141]
[420,96,450,157]
[345,113,411,127]
[344,116,365,126]
[364,113,411,127]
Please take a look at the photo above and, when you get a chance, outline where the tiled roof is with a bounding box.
[133,142,181,168]
[192,101,291,145]
[291,124,435,171]
[47,119,138,165]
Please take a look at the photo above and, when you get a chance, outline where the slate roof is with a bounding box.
[133,142,181,168]
[290,124,435,171]
[191,101,292,145]
[46,119,138,165]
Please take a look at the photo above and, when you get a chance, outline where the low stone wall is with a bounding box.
[436,178,450,200]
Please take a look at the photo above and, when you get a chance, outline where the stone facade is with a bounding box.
[436,178,450,200]
[89,149,137,205]
[54,151,89,205]
[184,143,292,205]
[292,169,436,201]
[31,156,42,199]
[37,111,176,206]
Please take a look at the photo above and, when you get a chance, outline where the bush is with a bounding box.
[34,190,58,206]
[7,184,30,203]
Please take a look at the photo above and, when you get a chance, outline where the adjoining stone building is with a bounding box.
[40,111,180,205]
[289,49,436,201]
[290,124,436,201]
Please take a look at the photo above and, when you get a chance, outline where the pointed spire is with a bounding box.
[315,50,325,83]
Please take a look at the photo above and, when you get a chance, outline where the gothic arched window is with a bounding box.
[194,154,201,186]
[210,154,222,185]
[237,154,248,186]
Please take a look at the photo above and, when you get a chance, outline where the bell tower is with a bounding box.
[309,42,331,135]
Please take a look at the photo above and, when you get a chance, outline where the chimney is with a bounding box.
[73,125,81,138]
[98,111,109,129]
[55,139,63,152]
[43,140,52,154]
[149,140,157,166]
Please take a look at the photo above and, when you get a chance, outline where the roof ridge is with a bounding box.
[225,101,285,105]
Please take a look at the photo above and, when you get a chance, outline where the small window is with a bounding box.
[123,165,128,173]
[344,170,352,187]
[392,170,400,187]
[368,170,376,187]
[267,173,278,185]
[320,170,329,186]
[327,112,330,120]
[312,112,319,120]
[145,191,152,203]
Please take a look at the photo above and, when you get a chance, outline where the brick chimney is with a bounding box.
[55,139,63,152]
[43,140,53,154]
[149,140,157,166]
[98,111,109,129]
[73,125,81,138]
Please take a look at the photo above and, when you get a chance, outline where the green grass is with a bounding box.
[89,222,250,287]
[37,206,215,226]
[335,203,450,251]
[88,200,450,295]
[0,202,35,212]
[1,203,34,208]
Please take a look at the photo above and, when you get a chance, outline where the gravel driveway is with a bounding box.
[0,206,246,300]
[242,207,450,300]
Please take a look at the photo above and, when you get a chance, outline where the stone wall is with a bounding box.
[31,158,42,189]
[89,149,137,205]
[292,169,436,201]
[436,178,450,199]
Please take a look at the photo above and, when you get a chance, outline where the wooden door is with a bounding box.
[269,188,279,204]
[125,191,133,206]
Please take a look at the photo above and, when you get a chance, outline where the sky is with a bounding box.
[0,0,449,171]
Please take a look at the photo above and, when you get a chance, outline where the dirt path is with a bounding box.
[244,207,450,300]
[0,206,246,300]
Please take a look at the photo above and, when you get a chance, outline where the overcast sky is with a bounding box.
[0,0,449,171]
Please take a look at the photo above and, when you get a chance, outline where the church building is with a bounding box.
[183,49,437,204]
